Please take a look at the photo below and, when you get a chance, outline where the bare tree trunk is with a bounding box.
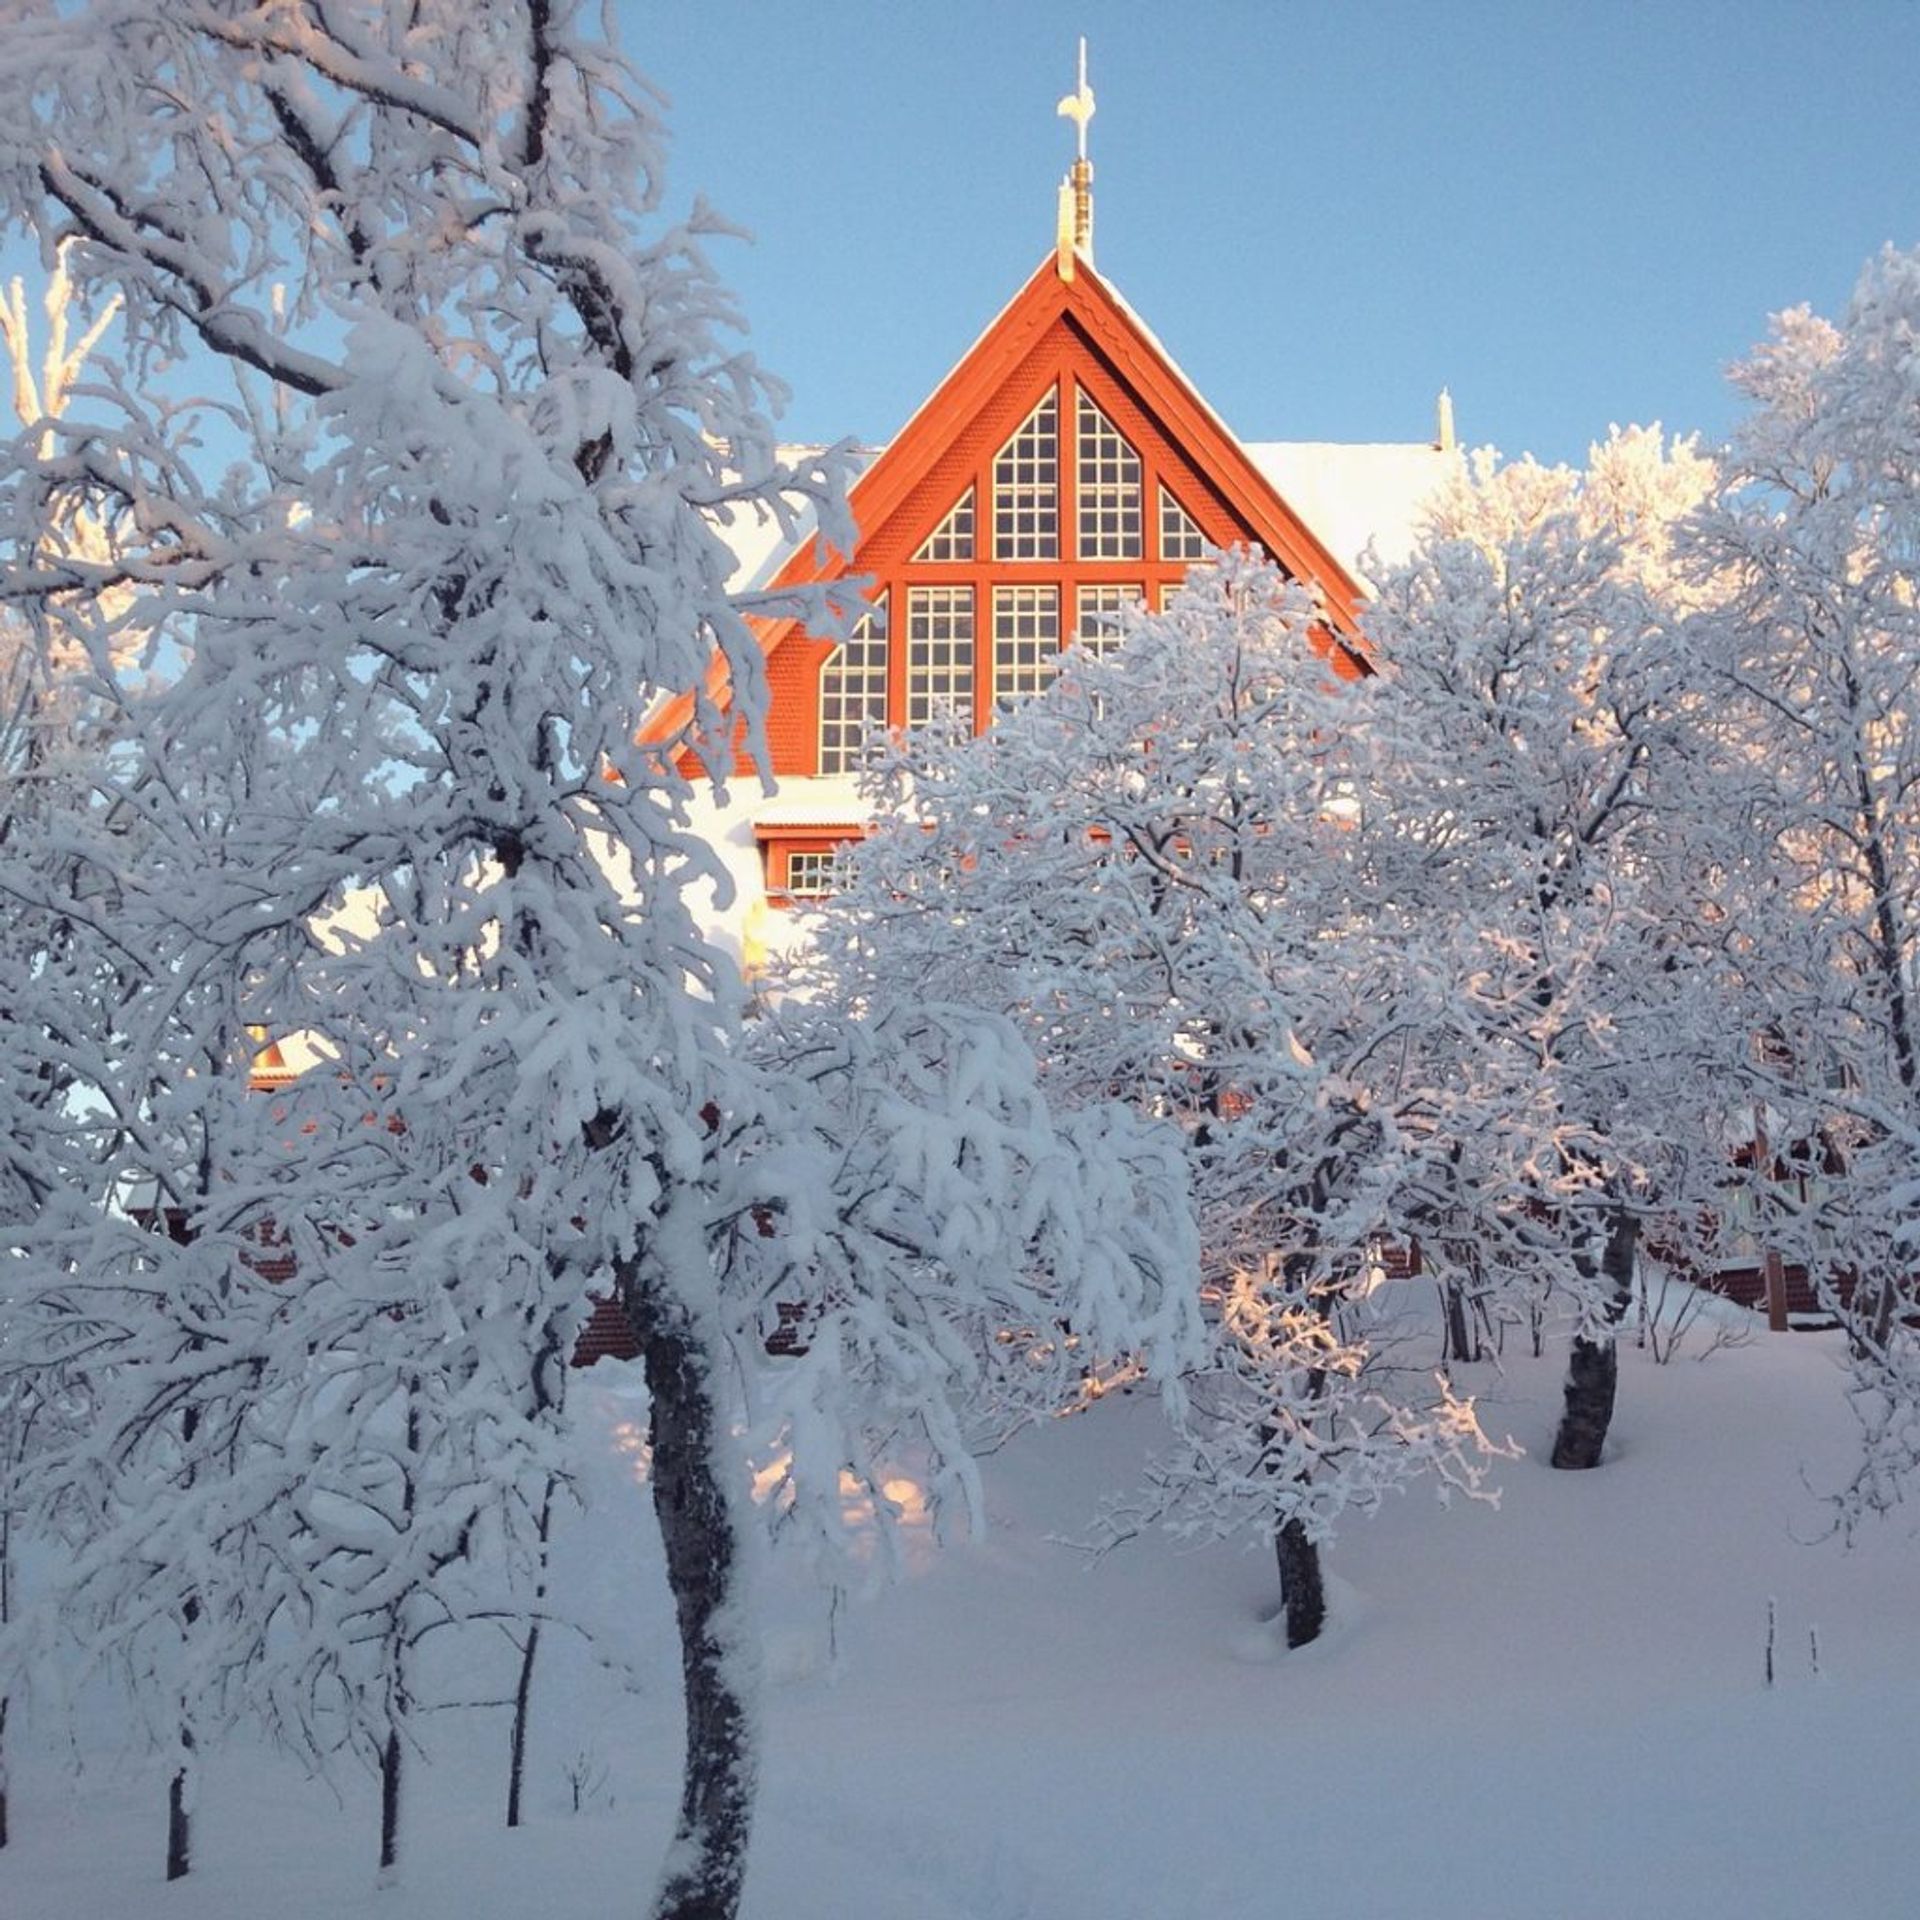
[505,1475,556,1830]
[1268,1246,1333,1650]
[379,1724,402,1876]
[1273,1517,1326,1649]
[1846,1265,1899,1363]
[626,1264,755,1920]
[1551,1206,1638,1470]
[379,1393,423,1880]
[166,1551,201,1880]
[1441,1278,1476,1367]
[165,1726,193,1881]
[1,1489,11,1852]
[506,1619,541,1830]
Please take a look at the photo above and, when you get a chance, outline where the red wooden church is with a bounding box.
[216,61,1457,1365]
[656,56,1454,950]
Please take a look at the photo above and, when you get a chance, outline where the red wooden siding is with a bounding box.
[651,250,1370,780]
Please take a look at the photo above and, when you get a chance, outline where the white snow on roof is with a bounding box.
[1246,441,1458,580]
[703,259,1463,598]
[712,444,845,594]
[749,776,872,830]
[709,435,1458,601]
[1092,267,1456,578]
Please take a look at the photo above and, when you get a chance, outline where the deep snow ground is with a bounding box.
[6,1314,1920,1920]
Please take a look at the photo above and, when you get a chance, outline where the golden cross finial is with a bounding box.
[1057,37,1095,162]
[1055,39,1095,269]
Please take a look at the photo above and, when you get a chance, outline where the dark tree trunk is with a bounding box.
[1551,1206,1638,1470]
[1,1494,10,1851]
[379,1726,403,1875]
[165,1726,193,1881]
[507,1618,541,1831]
[1273,1517,1326,1649]
[377,1391,424,1878]
[1441,1279,1476,1367]
[167,1579,200,1882]
[1264,1244,1333,1650]
[625,1262,755,1920]
[1550,1332,1618,1471]
[507,1345,562,1828]
[1847,1267,1899,1363]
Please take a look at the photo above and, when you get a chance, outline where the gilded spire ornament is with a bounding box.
[1055,37,1095,274]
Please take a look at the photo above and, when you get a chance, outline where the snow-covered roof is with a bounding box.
[710,439,1455,599]
[716,444,855,595]
[1078,261,1456,582]
[1245,442,1458,579]
[749,776,872,831]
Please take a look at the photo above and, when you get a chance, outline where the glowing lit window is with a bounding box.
[1159,486,1208,562]
[906,585,975,730]
[993,392,1058,560]
[913,489,975,562]
[1073,583,1140,663]
[784,849,847,897]
[818,594,890,775]
[992,585,1060,712]
[1077,392,1142,559]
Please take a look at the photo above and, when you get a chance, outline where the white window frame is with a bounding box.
[818,594,890,774]
[993,391,1059,560]
[1077,391,1143,560]
[913,487,976,563]
[992,584,1061,712]
[1159,484,1208,563]
[907,584,975,731]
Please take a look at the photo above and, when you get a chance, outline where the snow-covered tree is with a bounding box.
[0,6,1197,1909]
[730,1003,1200,1574]
[1361,428,1722,1470]
[1681,249,1920,1523]
[795,555,1511,1648]
[0,245,128,1862]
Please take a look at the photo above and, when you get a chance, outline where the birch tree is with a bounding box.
[1362,428,1722,1470]
[0,7,1196,1910]
[0,244,126,1862]
[1682,249,1920,1521]
[796,555,1510,1649]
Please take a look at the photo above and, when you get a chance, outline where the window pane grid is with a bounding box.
[1074,584,1140,663]
[1159,485,1207,562]
[1077,392,1143,559]
[993,392,1059,560]
[818,594,890,775]
[907,585,975,730]
[913,488,976,563]
[785,848,847,897]
[993,585,1061,712]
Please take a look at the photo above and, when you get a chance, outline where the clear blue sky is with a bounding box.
[630,0,1920,468]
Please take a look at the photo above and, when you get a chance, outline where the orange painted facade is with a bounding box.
[648,248,1386,905]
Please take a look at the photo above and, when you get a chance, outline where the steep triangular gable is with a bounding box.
[811,254,1366,616]
[652,253,1369,773]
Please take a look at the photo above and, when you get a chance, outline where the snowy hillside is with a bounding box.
[6,1318,1920,1920]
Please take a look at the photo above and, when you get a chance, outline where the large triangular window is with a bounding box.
[993,391,1058,560]
[1076,392,1142,559]
[818,593,889,775]
[1159,485,1208,563]
[912,488,975,562]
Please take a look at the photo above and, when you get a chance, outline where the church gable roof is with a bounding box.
[651,250,1379,761]
[780,252,1368,630]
